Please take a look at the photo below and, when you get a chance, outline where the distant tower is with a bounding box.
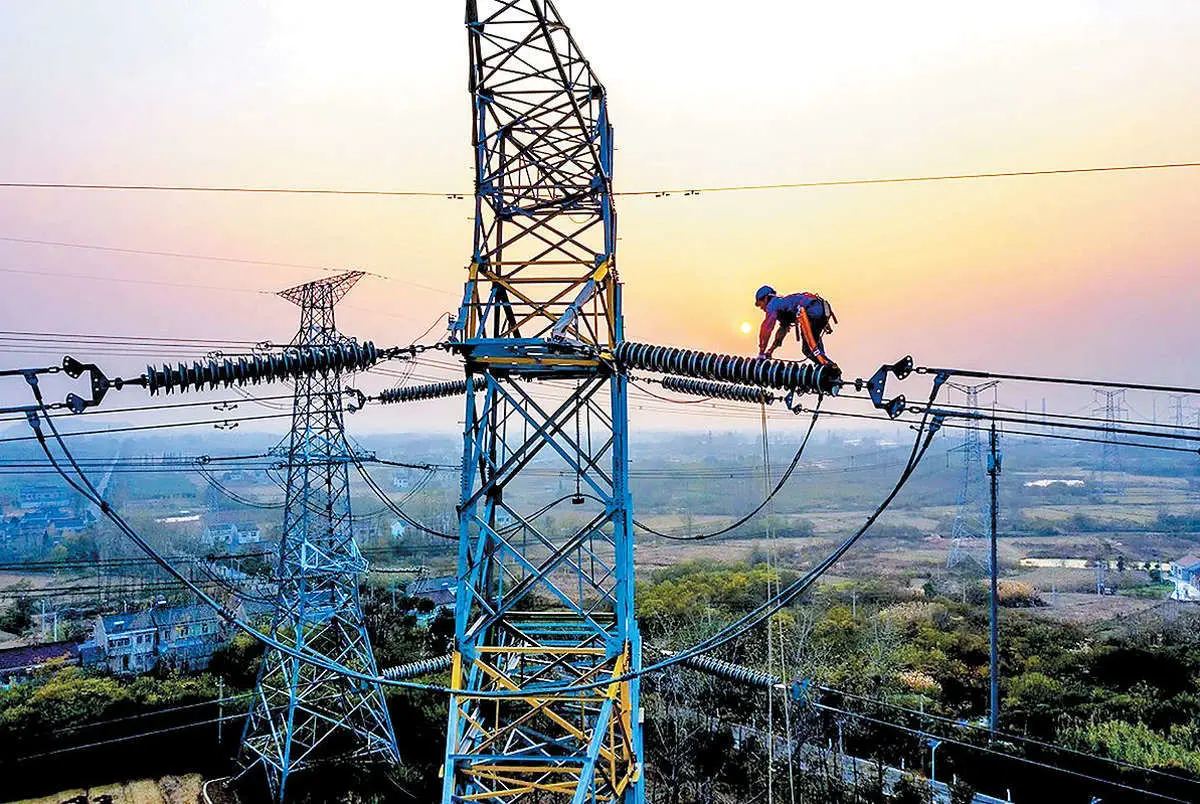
[1092,389,1129,496]
[947,381,998,569]
[1168,394,1189,434]
[239,272,399,800]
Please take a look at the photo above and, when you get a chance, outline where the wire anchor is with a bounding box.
[864,355,915,418]
[0,356,128,414]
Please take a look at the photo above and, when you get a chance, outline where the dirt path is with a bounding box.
[6,775,203,804]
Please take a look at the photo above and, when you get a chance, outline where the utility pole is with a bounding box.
[987,421,1001,734]
[928,737,943,801]
[217,677,224,745]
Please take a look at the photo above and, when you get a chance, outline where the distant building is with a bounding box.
[17,486,73,510]
[1172,555,1200,600]
[0,509,91,556]
[234,522,262,546]
[204,523,238,547]
[0,640,80,687]
[408,575,456,625]
[204,522,262,548]
[87,609,157,674]
[83,603,228,674]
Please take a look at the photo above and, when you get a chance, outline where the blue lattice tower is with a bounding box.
[947,381,998,569]
[442,2,642,801]
[239,271,399,800]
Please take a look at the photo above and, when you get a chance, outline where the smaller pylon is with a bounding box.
[947,381,998,569]
[239,271,399,801]
[1092,389,1128,496]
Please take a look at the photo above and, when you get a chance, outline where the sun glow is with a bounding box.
[740,322,752,334]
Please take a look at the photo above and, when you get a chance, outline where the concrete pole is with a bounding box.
[929,738,943,801]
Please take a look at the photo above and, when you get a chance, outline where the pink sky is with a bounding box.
[0,2,1197,432]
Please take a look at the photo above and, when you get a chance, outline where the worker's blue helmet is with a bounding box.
[755,285,775,304]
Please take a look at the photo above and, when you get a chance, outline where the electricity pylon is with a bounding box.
[442,2,643,801]
[1168,394,1189,434]
[240,272,399,800]
[1092,388,1128,496]
[947,381,998,569]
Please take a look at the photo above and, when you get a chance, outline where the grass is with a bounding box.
[1118,582,1175,599]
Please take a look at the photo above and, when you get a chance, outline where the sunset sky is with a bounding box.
[1,1,1198,433]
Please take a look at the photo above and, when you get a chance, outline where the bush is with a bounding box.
[0,596,34,634]
[949,777,976,804]
[891,773,931,804]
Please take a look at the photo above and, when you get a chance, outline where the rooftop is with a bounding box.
[0,640,79,673]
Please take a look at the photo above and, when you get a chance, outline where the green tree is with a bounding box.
[891,773,931,804]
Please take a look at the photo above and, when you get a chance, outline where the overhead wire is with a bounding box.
[807,699,1189,804]
[18,369,938,698]
[633,395,825,540]
[817,685,1200,790]
[0,235,457,298]
[917,364,1200,397]
[3,160,1198,198]
[351,457,453,539]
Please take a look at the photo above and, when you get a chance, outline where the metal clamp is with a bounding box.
[0,356,125,415]
[865,355,914,419]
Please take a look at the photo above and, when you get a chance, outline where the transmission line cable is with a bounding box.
[633,395,825,540]
[3,160,1198,197]
[808,699,1189,803]
[817,685,1200,790]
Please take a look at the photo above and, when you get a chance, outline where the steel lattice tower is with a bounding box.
[947,381,998,569]
[240,271,399,800]
[442,2,643,801]
[1093,388,1128,495]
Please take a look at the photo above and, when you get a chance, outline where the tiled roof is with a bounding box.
[410,576,457,595]
[102,610,156,634]
[0,640,79,672]
[151,604,223,628]
[1175,555,1200,570]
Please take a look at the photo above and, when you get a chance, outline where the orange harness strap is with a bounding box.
[795,310,832,366]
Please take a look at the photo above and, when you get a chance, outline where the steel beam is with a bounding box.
[442,3,642,801]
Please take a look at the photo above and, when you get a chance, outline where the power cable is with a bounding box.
[0,235,456,297]
[351,458,452,539]
[0,411,295,444]
[3,160,1198,198]
[633,395,824,540]
[19,374,936,699]
[917,364,1200,397]
[808,699,1189,803]
[817,685,1200,790]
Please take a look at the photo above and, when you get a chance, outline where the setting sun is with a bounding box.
[739,322,752,334]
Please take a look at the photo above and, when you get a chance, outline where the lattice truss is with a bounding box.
[445,2,642,802]
[461,0,617,347]
[448,374,639,802]
[947,381,998,570]
[240,273,399,800]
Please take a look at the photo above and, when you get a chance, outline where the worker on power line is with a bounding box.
[755,285,837,367]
